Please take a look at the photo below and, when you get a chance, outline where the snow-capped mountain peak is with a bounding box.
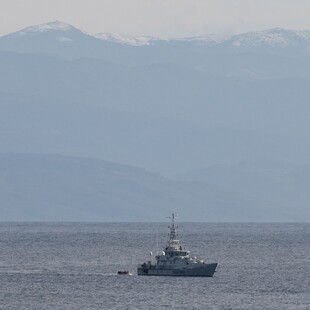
[94,33,155,46]
[93,32,226,46]
[229,28,310,48]
[17,21,75,36]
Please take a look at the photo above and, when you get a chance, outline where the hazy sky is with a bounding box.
[1,0,310,38]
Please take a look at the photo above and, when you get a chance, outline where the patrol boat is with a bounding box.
[137,213,218,277]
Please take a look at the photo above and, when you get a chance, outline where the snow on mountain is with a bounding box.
[0,21,104,53]
[228,28,310,48]
[3,21,310,50]
[174,34,226,44]
[1,21,82,45]
[94,32,225,46]
[16,21,74,35]
[94,33,155,46]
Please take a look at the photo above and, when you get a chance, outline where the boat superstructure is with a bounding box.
[137,213,218,277]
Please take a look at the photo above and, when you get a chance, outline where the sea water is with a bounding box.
[0,222,309,309]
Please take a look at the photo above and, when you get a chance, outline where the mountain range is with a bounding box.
[0,21,309,221]
[1,153,306,222]
[2,21,310,77]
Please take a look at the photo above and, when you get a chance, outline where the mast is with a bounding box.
[167,212,180,248]
[156,229,159,255]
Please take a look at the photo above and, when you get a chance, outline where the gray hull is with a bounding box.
[137,263,217,277]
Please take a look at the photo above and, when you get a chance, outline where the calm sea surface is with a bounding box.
[0,222,309,309]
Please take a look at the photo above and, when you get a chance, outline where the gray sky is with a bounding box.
[1,0,310,38]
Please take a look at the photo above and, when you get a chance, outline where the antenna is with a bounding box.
[167,212,178,241]
[167,212,178,225]
[156,229,159,256]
